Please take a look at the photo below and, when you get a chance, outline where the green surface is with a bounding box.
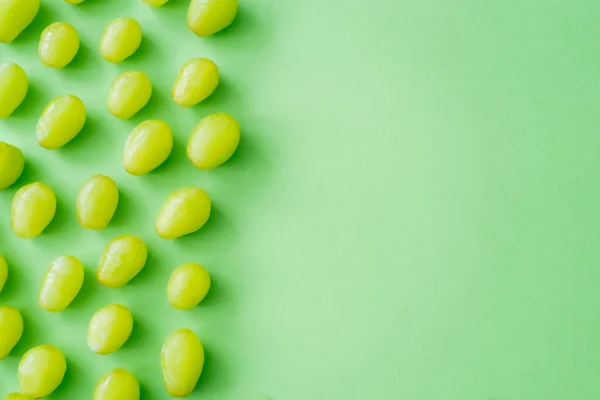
[1,0,600,398]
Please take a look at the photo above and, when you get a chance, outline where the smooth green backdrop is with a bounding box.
[1,0,599,399]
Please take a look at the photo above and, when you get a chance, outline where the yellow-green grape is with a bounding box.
[39,22,79,69]
[18,345,66,398]
[0,142,24,189]
[0,62,28,118]
[4,393,29,400]
[156,187,211,239]
[161,329,204,397]
[0,0,40,43]
[187,0,238,37]
[123,120,173,176]
[77,174,119,230]
[0,255,7,294]
[100,17,142,63]
[11,182,56,239]
[107,70,152,120]
[94,368,140,400]
[142,0,169,5]
[97,235,147,288]
[0,306,23,359]
[168,263,211,310]
[38,255,84,312]
[172,58,219,107]
[187,113,240,170]
[87,304,133,355]
[36,95,86,150]
[64,0,85,4]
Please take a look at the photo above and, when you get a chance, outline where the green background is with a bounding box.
[1,0,599,398]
